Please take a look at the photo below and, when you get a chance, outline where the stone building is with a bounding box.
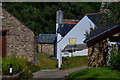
[84,23,120,67]
[0,6,35,61]
[37,34,57,57]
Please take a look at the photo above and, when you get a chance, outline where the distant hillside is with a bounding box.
[3,2,101,35]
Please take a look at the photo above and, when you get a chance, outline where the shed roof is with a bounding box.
[86,12,108,25]
[62,44,87,52]
[37,34,57,44]
[83,23,120,47]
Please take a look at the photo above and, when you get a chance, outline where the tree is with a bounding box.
[107,2,120,24]
[2,2,101,36]
[84,2,120,38]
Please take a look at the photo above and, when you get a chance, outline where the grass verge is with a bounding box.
[2,56,41,80]
[37,54,58,69]
[66,67,120,80]
[61,56,88,70]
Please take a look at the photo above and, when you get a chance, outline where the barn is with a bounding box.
[37,34,57,58]
[0,4,35,61]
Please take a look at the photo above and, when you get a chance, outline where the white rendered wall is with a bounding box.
[62,49,88,57]
[57,15,95,59]
[57,15,95,68]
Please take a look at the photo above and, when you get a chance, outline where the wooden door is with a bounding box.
[0,31,6,58]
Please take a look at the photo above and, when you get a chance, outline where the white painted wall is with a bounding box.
[57,15,95,58]
[57,15,96,68]
[62,49,88,57]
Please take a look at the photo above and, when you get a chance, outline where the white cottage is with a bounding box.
[56,12,107,68]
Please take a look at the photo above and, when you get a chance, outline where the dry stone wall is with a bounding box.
[88,39,108,67]
[2,7,35,61]
[38,44,55,56]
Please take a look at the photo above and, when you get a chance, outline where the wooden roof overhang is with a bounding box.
[62,44,88,52]
[85,25,120,48]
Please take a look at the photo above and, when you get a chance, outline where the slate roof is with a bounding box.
[86,12,108,25]
[59,12,108,37]
[59,19,79,37]
[60,24,76,37]
[37,34,57,44]
[83,23,120,43]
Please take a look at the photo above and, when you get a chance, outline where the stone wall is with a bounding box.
[88,39,108,67]
[0,6,2,27]
[2,7,35,61]
[38,44,55,56]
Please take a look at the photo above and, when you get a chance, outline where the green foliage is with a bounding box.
[84,24,97,38]
[0,57,2,73]
[84,2,120,38]
[20,61,40,80]
[62,56,88,70]
[2,2,101,36]
[1,54,57,79]
[109,49,120,70]
[84,31,89,38]
[27,64,41,73]
[2,56,27,75]
[66,67,120,80]
[20,69,33,80]
[107,2,120,24]
[2,56,41,79]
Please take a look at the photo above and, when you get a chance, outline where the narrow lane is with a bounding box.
[28,66,88,80]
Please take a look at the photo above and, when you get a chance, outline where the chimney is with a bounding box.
[56,9,64,33]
